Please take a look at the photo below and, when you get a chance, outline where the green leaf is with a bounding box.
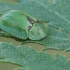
[0,2,17,15]
[0,42,70,70]
[0,0,70,51]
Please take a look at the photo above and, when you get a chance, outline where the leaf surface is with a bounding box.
[0,42,70,70]
[0,0,70,51]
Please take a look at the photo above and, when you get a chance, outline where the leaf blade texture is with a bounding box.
[0,42,70,70]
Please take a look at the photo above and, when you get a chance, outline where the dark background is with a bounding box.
[0,0,70,70]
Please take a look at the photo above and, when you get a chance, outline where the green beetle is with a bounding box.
[0,10,48,40]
